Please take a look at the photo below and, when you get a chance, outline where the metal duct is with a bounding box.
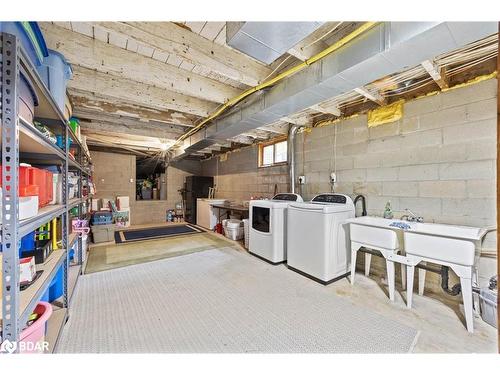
[288,124,303,194]
[226,22,324,64]
[174,22,497,160]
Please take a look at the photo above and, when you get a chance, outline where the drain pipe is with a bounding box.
[288,124,304,194]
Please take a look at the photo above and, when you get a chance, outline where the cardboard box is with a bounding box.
[19,256,36,283]
[91,198,101,211]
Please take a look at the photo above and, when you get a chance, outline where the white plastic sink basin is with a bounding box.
[347,216,403,251]
[404,222,487,266]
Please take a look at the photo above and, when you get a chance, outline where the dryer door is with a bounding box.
[252,206,271,233]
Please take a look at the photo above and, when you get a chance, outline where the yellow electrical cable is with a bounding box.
[171,21,379,150]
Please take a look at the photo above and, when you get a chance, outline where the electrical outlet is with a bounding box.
[330,172,337,184]
[298,175,306,185]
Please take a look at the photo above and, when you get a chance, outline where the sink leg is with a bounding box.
[364,253,372,277]
[386,259,395,302]
[350,243,357,285]
[407,265,415,308]
[460,277,474,333]
[400,264,406,290]
[418,263,426,296]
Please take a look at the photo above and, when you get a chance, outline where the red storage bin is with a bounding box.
[27,167,52,208]
[44,170,53,204]
[0,164,39,197]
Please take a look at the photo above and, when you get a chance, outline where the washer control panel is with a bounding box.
[273,193,303,202]
[311,194,347,204]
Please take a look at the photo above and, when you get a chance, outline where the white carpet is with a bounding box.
[57,248,418,353]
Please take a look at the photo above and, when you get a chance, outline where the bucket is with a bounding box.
[37,49,73,113]
[0,22,48,67]
[19,301,52,353]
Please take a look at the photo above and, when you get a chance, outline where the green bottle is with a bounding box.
[383,201,393,219]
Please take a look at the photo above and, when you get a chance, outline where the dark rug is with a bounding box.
[114,224,204,244]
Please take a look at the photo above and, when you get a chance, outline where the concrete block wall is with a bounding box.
[91,151,194,225]
[295,79,497,288]
[201,145,290,203]
[201,79,497,293]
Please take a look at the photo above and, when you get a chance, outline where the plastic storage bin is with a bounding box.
[28,167,53,208]
[92,224,116,243]
[480,288,498,328]
[19,301,52,353]
[37,49,73,113]
[19,71,39,123]
[48,265,64,302]
[0,164,40,197]
[92,211,113,225]
[223,219,244,241]
[0,22,48,67]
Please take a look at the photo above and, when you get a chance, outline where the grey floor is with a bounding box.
[58,246,497,353]
[58,247,419,353]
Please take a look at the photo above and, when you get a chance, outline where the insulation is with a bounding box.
[367,100,404,128]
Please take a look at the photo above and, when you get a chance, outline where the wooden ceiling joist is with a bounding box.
[89,22,271,87]
[70,89,202,126]
[353,87,387,106]
[40,23,241,105]
[69,66,216,118]
[79,119,183,140]
[421,59,449,89]
[309,103,341,116]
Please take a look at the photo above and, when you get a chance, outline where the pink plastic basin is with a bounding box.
[19,301,52,353]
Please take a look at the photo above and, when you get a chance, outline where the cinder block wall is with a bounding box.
[201,79,497,292]
[296,79,497,288]
[91,151,196,225]
[201,145,290,202]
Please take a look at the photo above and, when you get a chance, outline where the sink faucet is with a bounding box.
[401,208,424,223]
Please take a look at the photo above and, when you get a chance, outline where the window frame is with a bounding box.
[258,137,288,168]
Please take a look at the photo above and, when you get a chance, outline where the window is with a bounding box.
[259,139,287,167]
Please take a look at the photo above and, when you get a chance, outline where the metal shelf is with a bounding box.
[68,198,84,210]
[0,249,67,323]
[68,263,82,302]
[18,204,67,238]
[45,307,68,353]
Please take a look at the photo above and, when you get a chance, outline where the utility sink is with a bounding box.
[347,216,404,251]
[404,222,487,266]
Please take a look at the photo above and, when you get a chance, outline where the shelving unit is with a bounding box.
[1,32,91,352]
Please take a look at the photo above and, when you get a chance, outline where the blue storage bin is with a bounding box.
[40,287,50,303]
[20,231,36,253]
[56,134,73,149]
[37,49,73,113]
[48,265,64,302]
[69,248,75,261]
[92,211,113,225]
[0,22,48,66]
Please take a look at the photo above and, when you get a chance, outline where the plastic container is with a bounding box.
[0,22,48,67]
[55,134,73,149]
[92,211,113,225]
[91,224,116,243]
[242,219,249,249]
[479,288,498,328]
[19,72,39,123]
[19,301,52,353]
[0,164,40,197]
[223,219,244,241]
[20,231,36,252]
[28,167,53,207]
[37,49,73,113]
[48,265,64,302]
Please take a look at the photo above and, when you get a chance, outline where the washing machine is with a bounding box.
[287,193,355,284]
[249,193,303,264]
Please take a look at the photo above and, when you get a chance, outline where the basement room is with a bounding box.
[1,1,499,370]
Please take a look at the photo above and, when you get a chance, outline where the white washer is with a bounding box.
[196,198,229,230]
[287,193,355,284]
[249,193,303,264]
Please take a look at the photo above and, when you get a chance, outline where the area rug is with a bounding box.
[114,224,204,244]
[60,248,419,353]
[85,232,237,274]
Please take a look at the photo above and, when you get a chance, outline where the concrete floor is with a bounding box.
[254,256,497,353]
[86,229,497,353]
